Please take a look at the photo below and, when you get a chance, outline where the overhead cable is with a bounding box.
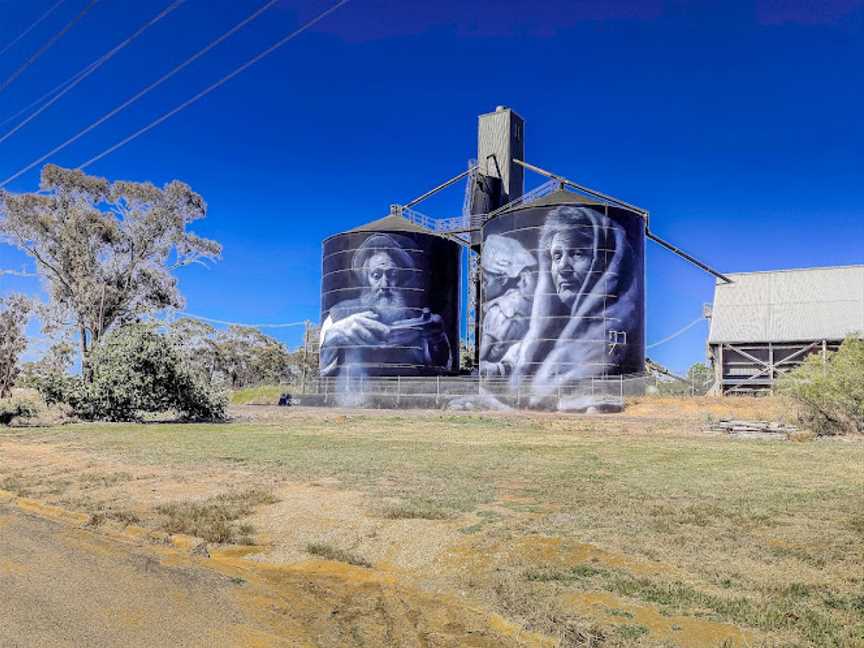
[78,0,352,170]
[0,268,39,278]
[175,312,308,329]
[0,0,100,97]
[0,0,187,146]
[0,0,69,58]
[0,0,283,188]
[646,316,706,350]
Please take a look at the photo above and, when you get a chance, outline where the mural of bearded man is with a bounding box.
[319,232,452,377]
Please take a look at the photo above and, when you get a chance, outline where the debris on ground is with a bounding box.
[706,419,798,436]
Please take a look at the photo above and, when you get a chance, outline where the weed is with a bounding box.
[458,523,484,534]
[78,472,134,488]
[615,624,648,640]
[86,509,141,527]
[305,542,371,568]
[380,503,452,520]
[524,564,606,583]
[156,488,276,545]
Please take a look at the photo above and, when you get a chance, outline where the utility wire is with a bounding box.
[0,0,187,146]
[0,0,69,58]
[175,312,308,329]
[0,0,283,188]
[646,316,706,350]
[79,0,352,170]
[0,268,39,278]
[0,0,100,97]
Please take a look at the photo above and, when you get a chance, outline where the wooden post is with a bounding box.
[716,344,724,395]
[769,342,775,393]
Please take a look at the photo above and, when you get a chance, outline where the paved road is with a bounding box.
[0,505,255,648]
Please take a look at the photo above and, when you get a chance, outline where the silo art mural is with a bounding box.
[480,191,645,407]
[320,221,460,378]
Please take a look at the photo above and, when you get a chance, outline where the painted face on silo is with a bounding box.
[365,252,400,302]
[548,229,593,308]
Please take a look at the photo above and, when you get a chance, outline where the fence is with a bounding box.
[293,373,655,411]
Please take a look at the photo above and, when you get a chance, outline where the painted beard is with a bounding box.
[361,288,407,323]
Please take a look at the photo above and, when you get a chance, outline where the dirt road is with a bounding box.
[0,500,548,648]
[0,504,258,647]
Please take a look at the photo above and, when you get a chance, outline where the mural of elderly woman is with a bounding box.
[510,205,642,407]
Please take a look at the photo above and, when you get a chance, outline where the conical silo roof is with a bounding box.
[500,189,602,213]
[346,214,434,235]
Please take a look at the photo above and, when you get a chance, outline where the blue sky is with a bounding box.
[0,0,862,372]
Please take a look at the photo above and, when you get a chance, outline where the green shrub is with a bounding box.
[67,323,227,422]
[779,337,864,436]
[0,396,39,426]
[19,342,75,406]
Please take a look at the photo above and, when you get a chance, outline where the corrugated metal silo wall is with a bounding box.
[480,201,645,387]
[320,231,460,377]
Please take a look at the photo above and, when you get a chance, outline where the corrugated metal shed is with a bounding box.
[708,265,864,343]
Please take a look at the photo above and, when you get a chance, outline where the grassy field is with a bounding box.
[1,403,862,647]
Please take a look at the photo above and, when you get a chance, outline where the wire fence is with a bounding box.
[291,373,666,411]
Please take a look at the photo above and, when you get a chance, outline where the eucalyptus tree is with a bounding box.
[0,164,221,377]
[0,294,31,397]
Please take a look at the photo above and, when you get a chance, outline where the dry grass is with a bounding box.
[1,399,862,647]
[379,502,453,520]
[155,488,278,545]
[305,542,372,568]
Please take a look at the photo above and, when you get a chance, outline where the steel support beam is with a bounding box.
[402,166,477,210]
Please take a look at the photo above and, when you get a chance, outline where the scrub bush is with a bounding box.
[779,337,864,436]
[0,396,39,426]
[67,323,227,422]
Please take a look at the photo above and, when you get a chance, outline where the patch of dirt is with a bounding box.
[562,591,755,648]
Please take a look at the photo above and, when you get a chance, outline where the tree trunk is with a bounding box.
[80,326,93,383]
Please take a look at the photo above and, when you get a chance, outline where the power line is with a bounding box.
[647,316,706,350]
[0,0,283,189]
[0,0,187,146]
[0,0,69,58]
[0,0,100,97]
[175,312,308,329]
[0,268,39,278]
[80,0,352,170]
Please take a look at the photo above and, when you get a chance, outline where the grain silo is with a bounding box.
[478,190,646,394]
[320,214,461,378]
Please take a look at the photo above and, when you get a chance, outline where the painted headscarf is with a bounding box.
[511,205,640,404]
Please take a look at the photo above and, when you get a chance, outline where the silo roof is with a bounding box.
[708,265,864,344]
[501,189,601,212]
[346,214,435,235]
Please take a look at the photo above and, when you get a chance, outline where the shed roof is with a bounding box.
[708,265,864,344]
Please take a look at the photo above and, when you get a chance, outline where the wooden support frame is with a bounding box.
[710,339,836,394]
